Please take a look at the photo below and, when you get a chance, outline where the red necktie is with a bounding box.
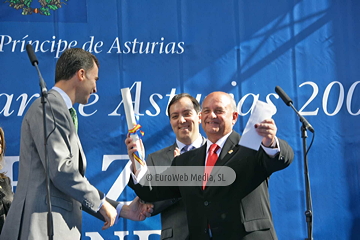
[203,144,220,190]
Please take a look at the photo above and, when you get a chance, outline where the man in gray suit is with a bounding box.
[1,48,152,240]
[126,93,205,240]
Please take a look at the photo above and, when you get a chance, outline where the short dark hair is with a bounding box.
[167,93,201,117]
[55,48,99,83]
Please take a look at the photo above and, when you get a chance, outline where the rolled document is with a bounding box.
[121,88,146,170]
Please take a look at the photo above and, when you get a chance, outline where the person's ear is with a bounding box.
[76,69,86,81]
[232,111,238,125]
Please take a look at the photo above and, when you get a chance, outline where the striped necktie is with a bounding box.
[69,107,78,132]
[181,145,194,154]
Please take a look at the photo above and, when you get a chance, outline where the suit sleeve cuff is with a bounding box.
[261,137,280,157]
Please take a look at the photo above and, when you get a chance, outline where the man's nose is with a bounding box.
[179,115,186,123]
[210,111,217,118]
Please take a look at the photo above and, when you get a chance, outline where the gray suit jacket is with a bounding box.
[0,90,105,240]
[146,143,189,240]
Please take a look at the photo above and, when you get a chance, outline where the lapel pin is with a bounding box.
[228,150,233,154]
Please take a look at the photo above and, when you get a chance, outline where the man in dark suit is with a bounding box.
[1,48,152,240]
[127,91,294,240]
[128,93,205,239]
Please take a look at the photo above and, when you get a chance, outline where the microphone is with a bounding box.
[275,86,314,133]
[275,86,293,106]
[25,44,48,95]
[26,44,39,66]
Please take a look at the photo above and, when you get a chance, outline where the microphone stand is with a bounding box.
[301,123,313,240]
[289,103,314,240]
[33,62,54,240]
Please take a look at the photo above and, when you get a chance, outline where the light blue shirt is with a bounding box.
[176,135,204,154]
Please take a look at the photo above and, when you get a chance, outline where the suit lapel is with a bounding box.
[195,144,207,166]
[49,89,86,176]
[165,143,177,163]
[215,131,241,167]
[189,145,207,192]
[77,137,86,176]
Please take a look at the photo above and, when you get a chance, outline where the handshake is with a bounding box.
[97,196,153,230]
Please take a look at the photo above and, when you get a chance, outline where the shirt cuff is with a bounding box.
[114,202,124,224]
[261,137,280,156]
[130,162,148,184]
[96,194,106,212]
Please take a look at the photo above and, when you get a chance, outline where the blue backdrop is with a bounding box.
[1,0,359,239]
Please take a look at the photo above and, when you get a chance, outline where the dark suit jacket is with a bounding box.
[146,144,189,240]
[130,131,294,240]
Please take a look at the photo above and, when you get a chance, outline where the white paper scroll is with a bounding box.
[121,88,146,171]
[239,100,276,150]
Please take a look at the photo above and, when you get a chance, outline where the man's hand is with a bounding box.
[174,147,180,158]
[255,119,277,147]
[120,196,154,221]
[125,135,145,173]
[125,135,137,163]
[99,201,117,230]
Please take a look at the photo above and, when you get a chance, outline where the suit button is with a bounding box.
[204,228,207,233]
[204,201,209,206]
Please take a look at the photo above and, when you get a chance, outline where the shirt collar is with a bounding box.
[176,134,203,152]
[52,86,72,109]
[205,131,232,154]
